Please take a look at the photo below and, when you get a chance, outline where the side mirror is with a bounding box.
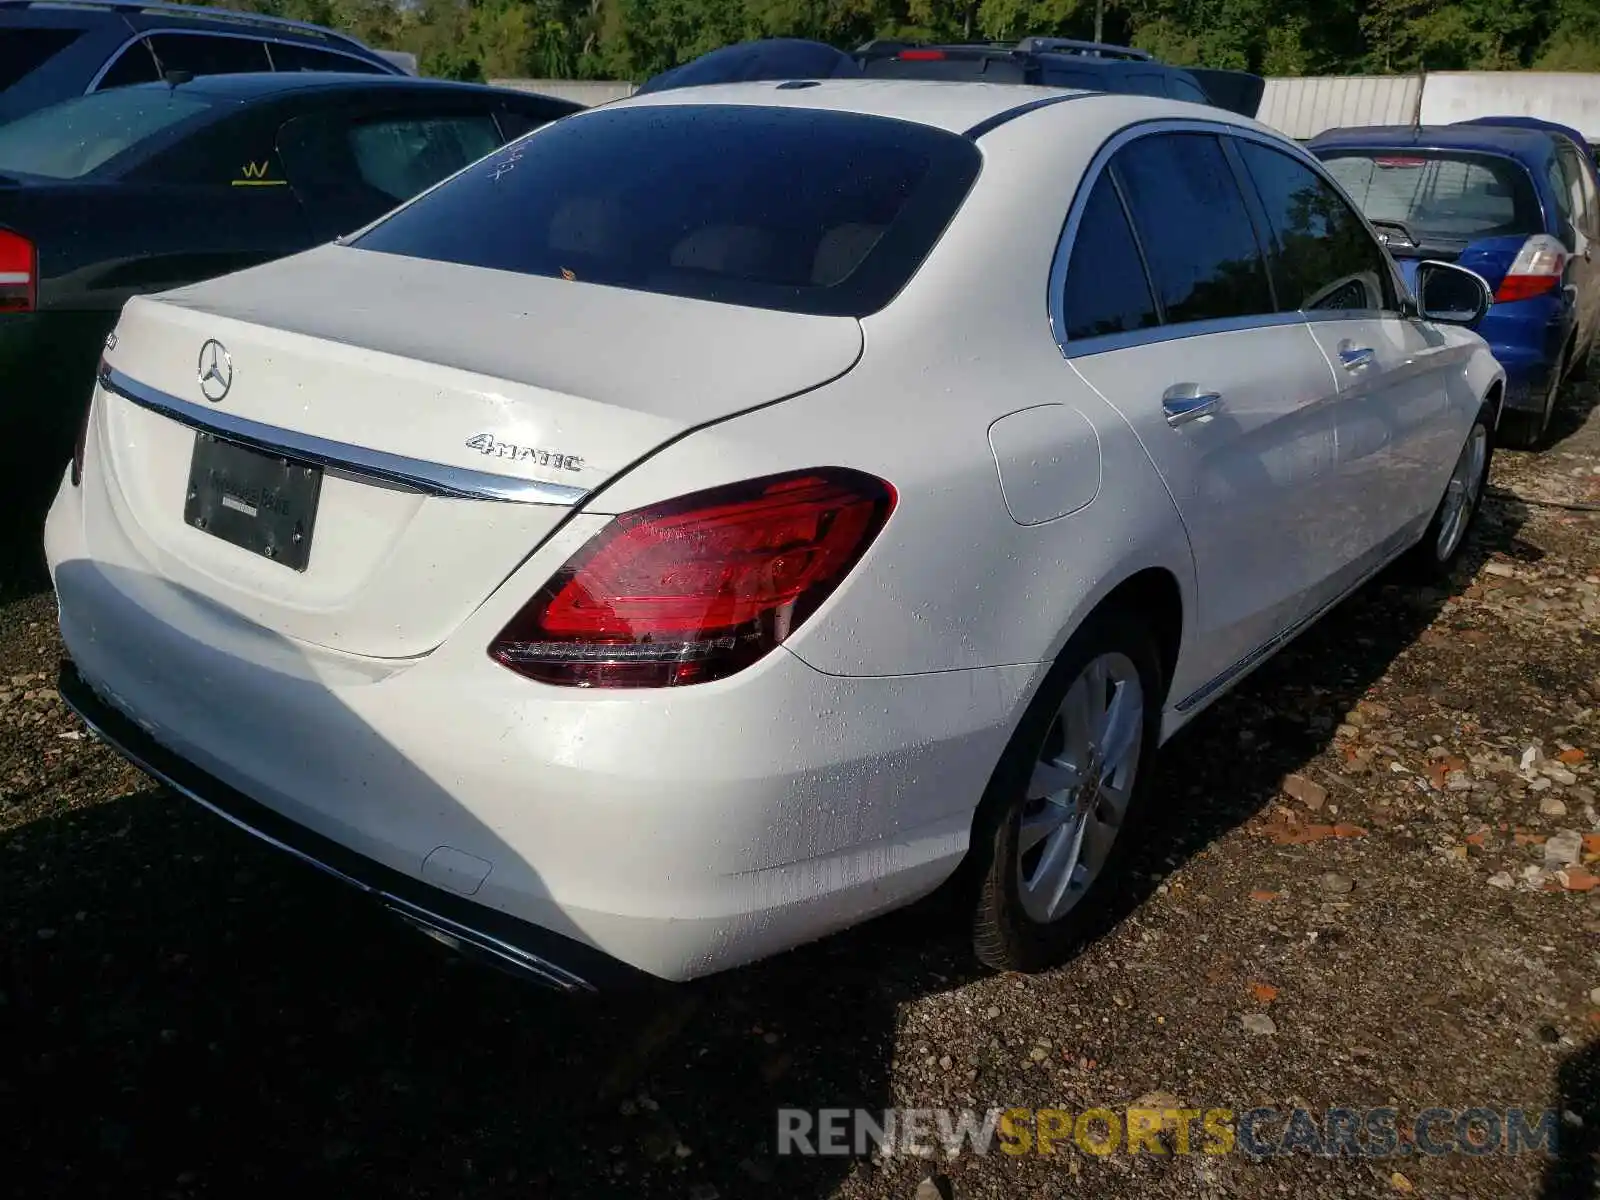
[1415,260,1493,326]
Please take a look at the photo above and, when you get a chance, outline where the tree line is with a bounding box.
[203,0,1600,83]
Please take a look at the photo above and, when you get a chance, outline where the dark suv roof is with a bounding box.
[852,38,1265,117]
[0,0,401,123]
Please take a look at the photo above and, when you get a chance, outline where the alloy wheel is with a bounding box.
[1016,652,1143,924]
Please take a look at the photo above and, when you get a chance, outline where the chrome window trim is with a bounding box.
[98,364,589,507]
[1232,133,1412,323]
[85,27,390,92]
[1048,117,1412,359]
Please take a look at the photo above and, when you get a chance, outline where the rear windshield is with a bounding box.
[0,26,84,90]
[1319,149,1542,242]
[0,87,213,179]
[351,104,983,317]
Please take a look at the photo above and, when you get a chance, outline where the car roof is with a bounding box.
[123,71,530,103]
[1309,124,1561,163]
[609,77,1234,136]
[0,0,377,49]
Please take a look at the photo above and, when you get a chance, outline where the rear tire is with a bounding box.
[968,610,1164,973]
[1402,399,1494,579]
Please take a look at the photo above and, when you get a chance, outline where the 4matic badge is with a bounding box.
[465,433,583,472]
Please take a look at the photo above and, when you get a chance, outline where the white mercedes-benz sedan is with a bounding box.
[47,80,1504,989]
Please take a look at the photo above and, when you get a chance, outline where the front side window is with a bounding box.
[1110,131,1274,325]
[351,105,983,318]
[1557,143,1596,239]
[1060,173,1159,340]
[95,40,162,89]
[1236,138,1397,313]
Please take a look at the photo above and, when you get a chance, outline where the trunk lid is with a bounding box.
[93,244,863,658]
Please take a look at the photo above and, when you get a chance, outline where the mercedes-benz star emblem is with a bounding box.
[197,339,232,403]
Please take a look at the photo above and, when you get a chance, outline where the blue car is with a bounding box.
[1309,123,1600,447]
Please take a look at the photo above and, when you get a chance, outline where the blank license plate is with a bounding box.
[184,433,322,572]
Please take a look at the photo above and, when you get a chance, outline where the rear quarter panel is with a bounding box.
[589,97,1203,713]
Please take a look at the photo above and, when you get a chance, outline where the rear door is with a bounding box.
[1057,128,1343,694]
[276,94,507,242]
[1235,135,1461,563]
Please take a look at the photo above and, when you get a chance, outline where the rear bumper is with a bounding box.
[57,658,645,992]
[46,464,1023,983]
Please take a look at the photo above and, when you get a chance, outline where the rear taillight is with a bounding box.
[898,48,947,60]
[489,468,896,688]
[0,229,35,313]
[1495,233,1566,303]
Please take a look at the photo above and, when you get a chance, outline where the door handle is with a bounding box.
[1339,346,1376,370]
[1162,386,1223,427]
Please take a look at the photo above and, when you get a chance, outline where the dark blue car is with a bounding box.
[1309,123,1600,447]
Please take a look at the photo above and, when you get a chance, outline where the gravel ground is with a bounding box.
[4,390,1599,1200]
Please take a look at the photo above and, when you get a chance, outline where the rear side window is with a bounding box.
[1168,76,1209,103]
[1111,131,1273,324]
[1320,150,1541,242]
[268,43,386,74]
[351,105,983,318]
[143,33,271,78]
[0,27,84,90]
[1235,139,1396,313]
[1122,72,1167,97]
[0,87,213,179]
[1061,173,1159,339]
[347,114,502,202]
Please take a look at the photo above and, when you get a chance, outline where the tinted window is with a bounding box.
[0,27,83,89]
[268,43,386,74]
[144,33,271,78]
[1236,139,1396,312]
[495,102,569,141]
[347,113,502,202]
[1320,150,1541,241]
[1556,144,1595,238]
[1061,173,1159,339]
[1575,148,1600,238]
[352,105,983,318]
[1112,132,1273,324]
[1123,72,1167,97]
[1169,76,1210,103]
[0,87,213,179]
[95,40,162,89]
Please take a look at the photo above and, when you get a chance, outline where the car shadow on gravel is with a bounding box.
[1020,486,1534,974]
[9,560,991,1200]
[7,494,1531,1199]
[1542,1039,1600,1198]
[1545,375,1600,449]
[4,781,976,1200]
